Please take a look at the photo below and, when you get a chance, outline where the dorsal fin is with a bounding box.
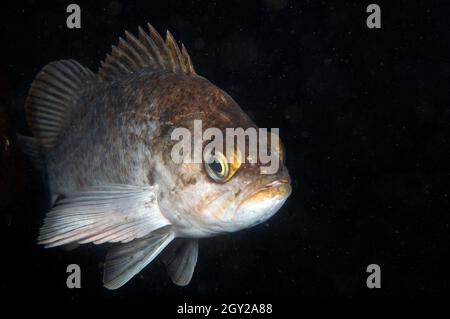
[25,59,96,150]
[97,23,197,81]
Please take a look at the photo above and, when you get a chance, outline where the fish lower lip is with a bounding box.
[248,179,292,200]
[235,179,291,210]
[263,178,290,190]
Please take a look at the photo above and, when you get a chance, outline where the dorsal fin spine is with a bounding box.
[107,51,129,73]
[147,23,169,68]
[98,23,197,81]
[181,44,196,74]
[165,30,182,72]
[111,44,135,69]
[138,26,158,65]
[123,32,151,68]
[123,32,146,66]
[118,37,142,67]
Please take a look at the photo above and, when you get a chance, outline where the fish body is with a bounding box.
[19,24,291,289]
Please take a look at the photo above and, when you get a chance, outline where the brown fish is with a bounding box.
[18,24,291,289]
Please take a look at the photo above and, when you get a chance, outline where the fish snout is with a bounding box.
[230,178,291,230]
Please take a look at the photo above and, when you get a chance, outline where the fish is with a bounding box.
[18,23,291,289]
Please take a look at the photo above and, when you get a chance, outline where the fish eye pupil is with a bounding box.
[204,151,230,182]
[208,159,223,175]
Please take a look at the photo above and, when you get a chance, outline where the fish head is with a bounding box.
[155,80,291,236]
[168,133,291,235]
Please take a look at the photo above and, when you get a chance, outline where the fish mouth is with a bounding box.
[229,178,291,228]
[243,178,291,204]
[211,177,291,229]
[235,177,291,213]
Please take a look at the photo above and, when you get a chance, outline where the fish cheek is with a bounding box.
[183,175,197,186]
[175,172,199,192]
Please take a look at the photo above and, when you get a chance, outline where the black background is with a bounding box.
[0,0,449,304]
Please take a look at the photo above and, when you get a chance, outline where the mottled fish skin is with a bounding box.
[22,24,291,288]
[49,70,254,195]
[48,68,287,236]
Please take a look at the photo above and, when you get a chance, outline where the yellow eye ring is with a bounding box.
[203,148,242,183]
[279,140,285,163]
[204,151,229,182]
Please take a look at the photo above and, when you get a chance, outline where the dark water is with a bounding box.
[0,0,449,305]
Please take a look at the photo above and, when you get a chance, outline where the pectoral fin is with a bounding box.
[161,239,198,286]
[38,184,170,247]
[103,230,174,289]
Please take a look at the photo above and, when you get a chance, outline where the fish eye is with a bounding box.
[204,151,229,182]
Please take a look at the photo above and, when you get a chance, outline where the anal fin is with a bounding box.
[161,239,198,286]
